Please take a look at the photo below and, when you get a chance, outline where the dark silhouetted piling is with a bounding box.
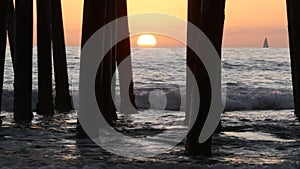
[286,0,300,119]
[116,0,137,114]
[186,0,210,156]
[51,0,72,112]
[186,0,202,124]
[7,0,15,69]
[77,0,109,138]
[186,0,212,154]
[0,0,9,118]
[14,0,34,123]
[199,0,226,54]
[36,0,54,115]
[186,0,226,156]
[97,0,117,122]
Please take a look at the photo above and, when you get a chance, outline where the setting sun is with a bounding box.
[137,34,157,47]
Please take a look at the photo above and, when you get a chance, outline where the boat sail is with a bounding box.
[263,38,269,48]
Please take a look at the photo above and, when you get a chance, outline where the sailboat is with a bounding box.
[263,38,269,48]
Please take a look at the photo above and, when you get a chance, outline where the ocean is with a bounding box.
[0,47,299,168]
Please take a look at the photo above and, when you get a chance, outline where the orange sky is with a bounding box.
[33,0,289,47]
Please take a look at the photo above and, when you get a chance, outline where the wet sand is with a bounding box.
[1,110,300,168]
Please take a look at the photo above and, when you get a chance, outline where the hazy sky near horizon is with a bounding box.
[35,0,289,47]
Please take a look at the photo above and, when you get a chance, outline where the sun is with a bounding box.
[137,34,157,47]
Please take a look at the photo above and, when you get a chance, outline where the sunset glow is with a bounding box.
[33,0,289,47]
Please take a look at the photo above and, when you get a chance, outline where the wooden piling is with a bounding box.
[186,0,226,156]
[186,0,209,156]
[93,0,118,124]
[286,0,300,119]
[14,0,34,123]
[199,0,226,54]
[0,0,9,121]
[77,0,109,138]
[36,0,54,115]
[99,0,118,121]
[116,0,137,114]
[186,0,202,124]
[50,0,72,112]
[7,0,15,70]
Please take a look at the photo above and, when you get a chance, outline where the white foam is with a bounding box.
[0,86,294,112]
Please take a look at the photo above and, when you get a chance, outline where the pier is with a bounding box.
[0,0,299,157]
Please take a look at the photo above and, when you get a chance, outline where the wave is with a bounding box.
[0,86,294,112]
[133,87,294,111]
[225,86,294,111]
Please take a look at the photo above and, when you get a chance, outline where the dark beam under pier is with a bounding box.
[14,0,34,123]
[36,0,54,115]
[51,0,72,112]
[286,0,300,119]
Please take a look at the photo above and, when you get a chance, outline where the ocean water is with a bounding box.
[0,47,300,168]
[1,47,294,112]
